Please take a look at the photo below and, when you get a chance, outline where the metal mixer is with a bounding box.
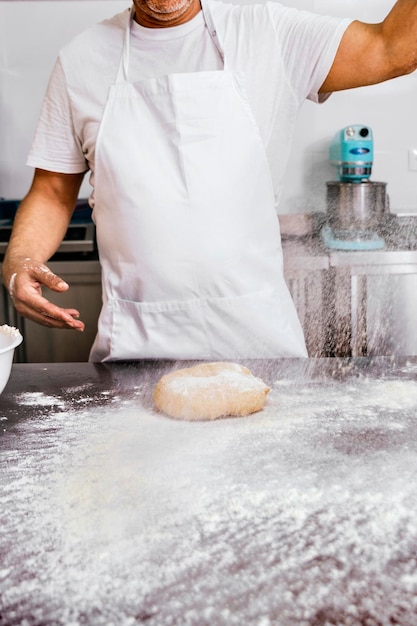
[322,125,388,250]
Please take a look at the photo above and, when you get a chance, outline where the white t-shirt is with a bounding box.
[27,1,351,205]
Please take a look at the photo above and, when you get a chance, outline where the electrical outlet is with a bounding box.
[408,148,417,171]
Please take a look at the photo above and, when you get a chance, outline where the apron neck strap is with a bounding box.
[200,0,225,64]
[116,6,134,84]
[116,1,226,83]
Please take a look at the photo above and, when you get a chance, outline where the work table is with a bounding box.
[1,357,417,625]
[281,233,417,358]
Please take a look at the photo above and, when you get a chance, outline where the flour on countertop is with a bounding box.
[16,391,66,408]
[2,374,417,625]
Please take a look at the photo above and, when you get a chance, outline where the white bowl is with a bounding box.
[0,325,23,395]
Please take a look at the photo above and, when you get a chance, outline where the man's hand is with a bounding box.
[7,256,85,331]
[1,168,86,331]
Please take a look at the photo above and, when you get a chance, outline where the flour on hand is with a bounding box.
[153,362,270,421]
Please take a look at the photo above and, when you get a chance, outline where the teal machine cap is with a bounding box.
[329,125,373,182]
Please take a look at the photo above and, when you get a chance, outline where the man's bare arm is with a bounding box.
[320,0,417,93]
[2,168,87,331]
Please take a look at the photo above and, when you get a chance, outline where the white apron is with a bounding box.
[90,1,307,361]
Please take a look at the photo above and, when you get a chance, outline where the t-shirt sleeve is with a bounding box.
[27,57,88,174]
[266,3,353,105]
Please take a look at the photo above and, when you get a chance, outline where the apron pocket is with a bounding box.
[204,289,307,358]
[101,287,306,361]
[109,298,212,360]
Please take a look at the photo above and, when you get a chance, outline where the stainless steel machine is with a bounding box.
[322,125,388,250]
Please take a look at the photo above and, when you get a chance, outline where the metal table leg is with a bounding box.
[350,274,368,357]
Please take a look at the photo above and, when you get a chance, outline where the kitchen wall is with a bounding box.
[283,0,417,216]
[1,0,416,213]
[0,0,128,200]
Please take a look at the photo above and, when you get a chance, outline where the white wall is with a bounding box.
[1,0,417,213]
[0,1,127,199]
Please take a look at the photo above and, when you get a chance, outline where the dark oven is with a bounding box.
[0,198,97,258]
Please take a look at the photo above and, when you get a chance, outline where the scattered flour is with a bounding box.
[2,373,417,625]
[16,391,66,408]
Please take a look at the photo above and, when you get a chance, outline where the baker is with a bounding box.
[2,0,416,361]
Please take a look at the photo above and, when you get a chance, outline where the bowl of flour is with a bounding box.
[0,324,23,395]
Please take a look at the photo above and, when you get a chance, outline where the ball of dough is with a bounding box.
[153,362,270,421]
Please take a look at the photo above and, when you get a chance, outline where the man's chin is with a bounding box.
[137,0,193,18]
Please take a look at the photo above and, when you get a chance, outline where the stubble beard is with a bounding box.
[134,0,195,22]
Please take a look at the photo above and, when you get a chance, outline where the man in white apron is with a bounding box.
[3,0,417,361]
[89,0,308,360]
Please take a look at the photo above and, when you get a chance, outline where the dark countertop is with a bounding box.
[2,357,417,625]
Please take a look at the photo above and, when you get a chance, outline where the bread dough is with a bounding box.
[153,362,270,421]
